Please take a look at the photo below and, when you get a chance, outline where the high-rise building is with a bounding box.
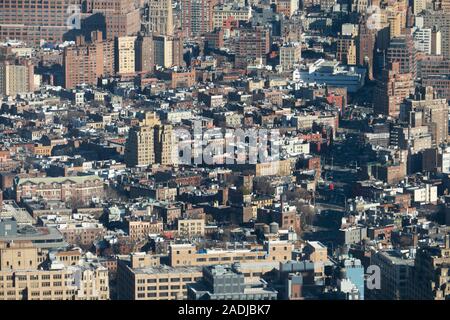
[0,0,80,45]
[84,0,141,40]
[115,36,137,75]
[63,34,104,89]
[374,62,414,117]
[154,124,175,166]
[0,58,34,97]
[274,0,299,17]
[386,35,418,78]
[153,34,184,68]
[181,0,218,37]
[336,35,357,65]
[124,112,165,167]
[400,86,449,146]
[357,18,376,79]
[235,27,270,68]
[413,0,430,14]
[135,35,155,73]
[422,9,450,60]
[413,25,442,55]
[146,0,174,36]
[411,236,450,300]
[125,125,156,167]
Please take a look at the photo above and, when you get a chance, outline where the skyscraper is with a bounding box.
[181,0,218,37]
[63,34,105,89]
[400,86,449,146]
[84,0,141,40]
[387,35,418,78]
[374,62,414,117]
[115,36,137,75]
[146,0,174,36]
[0,58,34,96]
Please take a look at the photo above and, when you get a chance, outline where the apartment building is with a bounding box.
[15,175,104,206]
[177,218,205,237]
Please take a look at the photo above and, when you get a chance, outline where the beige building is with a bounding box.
[0,241,109,300]
[127,219,164,241]
[154,124,175,165]
[147,0,174,35]
[117,253,202,300]
[0,60,34,96]
[169,241,293,267]
[125,125,156,167]
[125,113,175,167]
[336,36,357,65]
[279,43,302,71]
[116,36,137,75]
[213,4,251,29]
[177,219,205,237]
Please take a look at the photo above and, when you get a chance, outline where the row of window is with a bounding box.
[136,277,201,284]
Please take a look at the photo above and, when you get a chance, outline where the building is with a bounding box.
[125,114,175,168]
[63,34,105,89]
[0,241,109,300]
[177,218,205,237]
[413,26,442,55]
[84,0,141,40]
[279,43,302,71]
[296,60,366,93]
[386,35,418,78]
[0,58,34,96]
[117,254,203,300]
[135,35,155,74]
[275,0,299,17]
[401,86,448,146]
[115,36,137,75]
[146,0,174,36]
[411,237,450,299]
[373,62,414,117]
[15,175,104,207]
[336,35,357,65]
[181,0,218,37]
[153,35,184,68]
[127,219,163,241]
[235,27,270,68]
[422,9,450,61]
[0,218,66,250]
[340,258,365,300]
[187,264,278,300]
[0,0,79,45]
[213,3,252,29]
[125,125,156,167]
[357,19,376,79]
[169,241,293,267]
[339,226,368,245]
[370,250,415,300]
